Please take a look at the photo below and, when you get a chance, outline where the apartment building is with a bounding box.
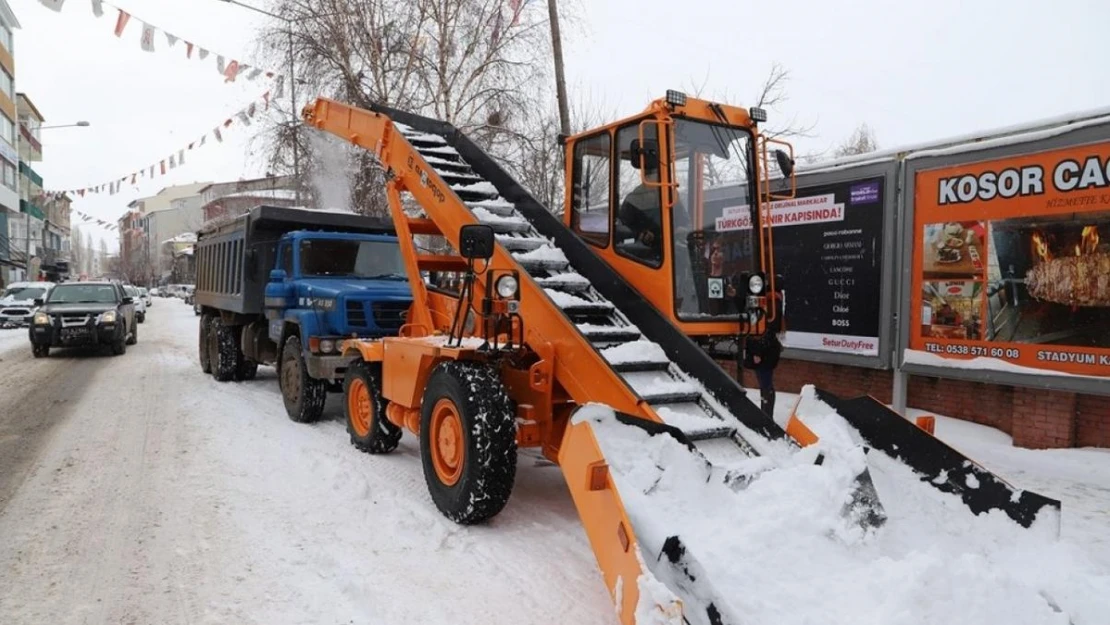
[0,1,18,285]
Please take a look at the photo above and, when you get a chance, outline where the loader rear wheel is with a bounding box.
[344,361,401,454]
[419,361,516,525]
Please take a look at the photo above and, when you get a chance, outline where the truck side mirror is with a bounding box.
[774,149,795,178]
[458,224,495,261]
[269,269,287,282]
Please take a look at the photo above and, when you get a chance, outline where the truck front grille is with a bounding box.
[346,300,368,327]
[371,301,409,331]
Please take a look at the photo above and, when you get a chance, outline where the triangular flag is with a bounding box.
[169,154,176,169]
[131,174,136,184]
[160,160,166,175]
[263,91,271,109]
[247,102,256,118]
[91,0,103,17]
[213,127,222,142]
[149,165,155,177]
[140,23,156,52]
[114,10,130,37]
[200,134,206,147]
[79,189,85,197]
[247,68,263,80]
[178,149,185,165]
[186,42,194,58]
[237,111,251,126]
[224,118,233,128]
[188,142,194,150]
[38,0,66,12]
[199,48,210,60]
[224,60,240,82]
[217,55,226,74]
[166,32,178,47]
[266,71,274,79]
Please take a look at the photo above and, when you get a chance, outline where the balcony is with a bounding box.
[19,199,44,220]
[18,161,42,187]
[19,125,41,161]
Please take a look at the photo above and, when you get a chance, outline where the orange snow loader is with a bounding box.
[301,93,1060,624]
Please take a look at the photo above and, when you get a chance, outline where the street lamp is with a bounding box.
[40,121,90,129]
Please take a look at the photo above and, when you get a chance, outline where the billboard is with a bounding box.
[715,176,887,357]
[910,140,1110,377]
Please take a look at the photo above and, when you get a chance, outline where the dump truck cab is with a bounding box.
[563,90,795,346]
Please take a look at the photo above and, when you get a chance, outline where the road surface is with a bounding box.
[0,301,613,625]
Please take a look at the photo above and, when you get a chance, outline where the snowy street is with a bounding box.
[0,301,1108,624]
[0,301,611,625]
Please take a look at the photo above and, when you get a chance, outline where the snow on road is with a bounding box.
[0,301,1107,625]
[0,302,612,625]
[0,326,28,354]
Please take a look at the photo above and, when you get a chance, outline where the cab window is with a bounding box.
[615,123,662,266]
[279,241,293,275]
[570,132,611,247]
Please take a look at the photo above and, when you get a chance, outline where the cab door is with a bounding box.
[119,284,136,336]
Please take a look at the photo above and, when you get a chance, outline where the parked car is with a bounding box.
[28,280,137,357]
[125,285,147,323]
[0,281,55,328]
[139,287,153,307]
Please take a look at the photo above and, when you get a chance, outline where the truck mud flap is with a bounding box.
[812,388,1061,530]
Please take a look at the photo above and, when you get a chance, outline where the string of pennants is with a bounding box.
[44,84,283,198]
[71,208,119,231]
[37,0,280,84]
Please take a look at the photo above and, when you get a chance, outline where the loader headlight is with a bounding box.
[99,310,117,324]
[748,274,764,295]
[495,275,519,299]
[33,311,49,325]
[319,339,336,354]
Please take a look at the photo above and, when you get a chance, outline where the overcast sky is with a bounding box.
[12,0,1110,249]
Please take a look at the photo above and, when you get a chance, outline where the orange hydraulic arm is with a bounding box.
[302,98,663,425]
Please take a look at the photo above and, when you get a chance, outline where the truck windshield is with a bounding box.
[671,118,756,321]
[47,284,119,304]
[300,238,406,279]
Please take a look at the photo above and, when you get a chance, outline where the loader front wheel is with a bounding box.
[344,361,401,454]
[420,361,517,525]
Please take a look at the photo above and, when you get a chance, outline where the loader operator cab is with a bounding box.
[566,90,796,342]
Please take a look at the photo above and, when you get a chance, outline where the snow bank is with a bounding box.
[573,398,1110,625]
[903,348,1104,380]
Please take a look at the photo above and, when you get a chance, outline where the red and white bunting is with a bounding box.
[140,22,156,52]
[39,0,66,12]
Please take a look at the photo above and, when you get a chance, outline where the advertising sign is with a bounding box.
[910,140,1110,376]
[716,177,886,356]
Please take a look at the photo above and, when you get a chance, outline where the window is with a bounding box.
[0,112,12,145]
[570,132,611,247]
[279,241,293,275]
[2,158,15,190]
[0,25,11,53]
[614,123,662,266]
[0,69,11,99]
[48,284,119,304]
[299,238,406,279]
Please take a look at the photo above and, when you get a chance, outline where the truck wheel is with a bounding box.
[419,361,517,525]
[199,314,213,374]
[111,332,127,356]
[32,344,49,358]
[344,361,401,454]
[213,322,242,382]
[280,335,326,423]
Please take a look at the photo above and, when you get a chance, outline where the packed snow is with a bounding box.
[903,348,1101,379]
[472,206,528,225]
[512,245,568,264]
[575,394,1110,625]
[543,288,593,308]
[600,340,670,366]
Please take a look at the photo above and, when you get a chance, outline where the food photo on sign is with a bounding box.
[986,214,1110,347]
[922,221,986,279]
[921,281,984,340]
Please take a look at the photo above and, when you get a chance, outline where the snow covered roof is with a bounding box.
[162,232,198,245]
[222,189,299,201]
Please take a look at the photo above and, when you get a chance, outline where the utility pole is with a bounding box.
[547,0,570,137]
[24,212,31,280]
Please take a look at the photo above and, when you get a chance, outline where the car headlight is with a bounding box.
[99,310,117,323]
[319,339,335,353]
[748,274,764,295]
[495,275,519,299]
[33,312,49,325]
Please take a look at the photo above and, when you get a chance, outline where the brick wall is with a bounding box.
[717,356,1106,450]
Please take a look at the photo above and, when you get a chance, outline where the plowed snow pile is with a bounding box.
[577,391,1110,625]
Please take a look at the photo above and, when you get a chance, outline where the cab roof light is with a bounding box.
[665,90,687,107]
[750,107,768,123]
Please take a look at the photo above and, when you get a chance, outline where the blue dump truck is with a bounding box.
[195,205,412,422]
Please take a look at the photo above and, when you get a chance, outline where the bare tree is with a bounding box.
[70,225,85,278]
[249,0,552,216]
[834,122,879,157]
[84,230,95,276]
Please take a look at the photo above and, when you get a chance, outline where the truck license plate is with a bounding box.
[62,327,90,340]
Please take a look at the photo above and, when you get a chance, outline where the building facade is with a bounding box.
[0,1,18,286]
[116,182,210,286]
[199,175,296,222]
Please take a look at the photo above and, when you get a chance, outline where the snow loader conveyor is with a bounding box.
[301,97,1062,625]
